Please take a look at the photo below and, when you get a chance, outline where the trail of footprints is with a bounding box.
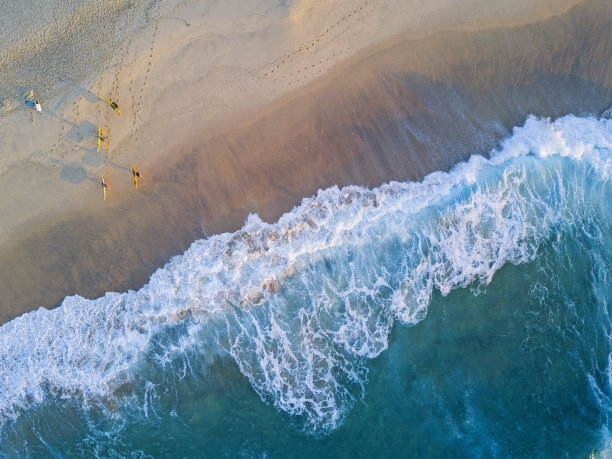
[43,34,127,168]
[40,0,371,173]
[128,0,162,145]
[43,91,81,170]
[133,20,160,140]
[258,0,380,87]
[43,0,161,171]
[167,1,378,121]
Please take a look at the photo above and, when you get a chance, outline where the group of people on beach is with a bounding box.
[25,97,142,197]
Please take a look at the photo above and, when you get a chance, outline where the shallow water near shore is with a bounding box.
[0,115,611,456]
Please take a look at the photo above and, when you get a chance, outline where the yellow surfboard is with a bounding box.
[101,174,107,200]
[105,98,122,117]
[97,126,101,152]
[132,163,138,189]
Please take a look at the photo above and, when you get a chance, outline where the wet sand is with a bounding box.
[0,0,610,323]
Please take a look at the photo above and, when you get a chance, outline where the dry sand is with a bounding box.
[0,0,610,323]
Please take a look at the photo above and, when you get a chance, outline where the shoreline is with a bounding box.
[0,0,611,324]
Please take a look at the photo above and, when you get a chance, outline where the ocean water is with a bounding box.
[1,114,611,457]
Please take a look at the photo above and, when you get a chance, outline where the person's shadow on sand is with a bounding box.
[59,161,88,183]
[38,153,96,185]
[82,149,107,167]
[66,120,97,143]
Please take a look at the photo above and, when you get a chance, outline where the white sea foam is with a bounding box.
[0,115,610,432]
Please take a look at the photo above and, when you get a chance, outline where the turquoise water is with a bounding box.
[1,115,611,457]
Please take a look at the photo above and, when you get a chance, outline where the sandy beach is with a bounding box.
[0,0,610,324]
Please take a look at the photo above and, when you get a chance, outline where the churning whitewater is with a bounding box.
[1,115,611,442]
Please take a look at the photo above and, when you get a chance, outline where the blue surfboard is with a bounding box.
[24,100,36,107]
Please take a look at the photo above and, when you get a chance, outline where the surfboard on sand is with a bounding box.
[97,126,102,152]
[101,174,107,200]
[105,98,122,117]
[24,100,36,107]
[132,163,138,188]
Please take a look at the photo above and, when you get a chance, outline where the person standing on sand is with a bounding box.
[132,163,142,188]
[34,101,41,113]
